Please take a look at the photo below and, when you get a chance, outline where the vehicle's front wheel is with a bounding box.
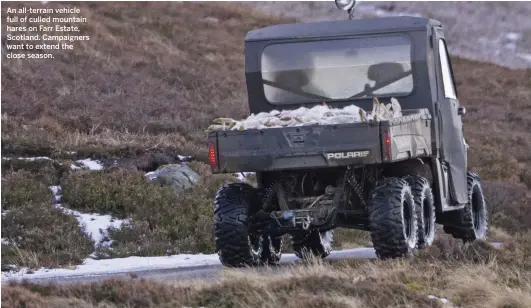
[214,183,264,267]
[443,172,488,241]
[292,229,334,260]
[369,177,418,259]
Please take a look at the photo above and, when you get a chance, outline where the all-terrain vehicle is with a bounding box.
[208,4,488,267]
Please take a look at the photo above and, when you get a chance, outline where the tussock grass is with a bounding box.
[4,234,530,308]
[93,173,235,258]
[1,202,94,269]
[334,229,372,249]
[1,2,290,160]
[57,161,236,257]
[1,170,54,210]
[482,180,531,233]
[1,0,530,282]
[60,169,165,218]
[1,169,94,269]
[1,157,71,186]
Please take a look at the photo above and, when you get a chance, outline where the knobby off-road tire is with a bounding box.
[214,183,265,267]
[369,177,418,259]
[262,235,282,265]
[292,229,334,260]
[256,187,283,265]
[443,172,488,242]
[405,176,436,249]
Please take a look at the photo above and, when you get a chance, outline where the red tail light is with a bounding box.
[208,143,217,169]
[383,130,392,161]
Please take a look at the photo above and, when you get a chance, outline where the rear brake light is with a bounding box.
[208,143,217,169]
[383,130,391,161]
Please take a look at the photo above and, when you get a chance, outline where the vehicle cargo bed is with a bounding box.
[208,109,432,173]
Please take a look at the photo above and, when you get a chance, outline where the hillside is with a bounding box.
[2,2,290,162]
[249,1,531,69]
[1,2,531,306]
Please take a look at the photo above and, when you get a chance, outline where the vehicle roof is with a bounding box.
[245,16,440,42]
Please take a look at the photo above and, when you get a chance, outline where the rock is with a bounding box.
[146,164,200,193]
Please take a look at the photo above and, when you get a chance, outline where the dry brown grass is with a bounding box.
[3,234,530,308]
[450,58,531,234]
[2,2,529,212]
[334,229,372,249]
[1,170,54,210]
[92,171,236,258]
[1,3,530,220]
[60,169,166,218]
[1,2,291,161]
[1,0,530,283]
[1,168,96,269]
[1,201,94,269]
[1,158,71,186]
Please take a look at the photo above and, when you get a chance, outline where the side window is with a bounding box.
[438,39,457,99]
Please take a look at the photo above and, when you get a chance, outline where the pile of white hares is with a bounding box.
[207,97,402,131]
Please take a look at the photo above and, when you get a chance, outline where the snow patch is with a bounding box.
[1,248,375,282]
[428,295,455,307]
[76,158,104,170]
[144,171,157,181]
[1,253,221,281]
[50,185,62,202]
[517,53,531,63]
[55,204,127,247]
[50,185,60,196]
[70,164,82,170]
[504,42,517,51]
[505,32,522,41]
[49,186,126,248]
[2,156,51,161]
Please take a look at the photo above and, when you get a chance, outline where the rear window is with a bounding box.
[261,35,414,104]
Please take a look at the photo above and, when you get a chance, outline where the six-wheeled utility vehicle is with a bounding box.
[208,9,488,267]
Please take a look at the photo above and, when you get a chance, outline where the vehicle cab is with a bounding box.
[243,14,469,208]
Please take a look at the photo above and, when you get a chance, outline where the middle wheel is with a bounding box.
[405,176,436,250]
[369,177,418,259]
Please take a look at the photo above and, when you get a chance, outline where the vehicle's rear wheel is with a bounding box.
[214,183,264,267]
[443,172,488,241]
[405,176,436,249]
[292,229,334,260]
[369,177,418,259]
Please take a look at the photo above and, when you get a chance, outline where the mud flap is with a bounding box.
[448,160,467,205]
[437,103,468,205]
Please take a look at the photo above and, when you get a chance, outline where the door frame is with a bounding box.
[432,27,468,206]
